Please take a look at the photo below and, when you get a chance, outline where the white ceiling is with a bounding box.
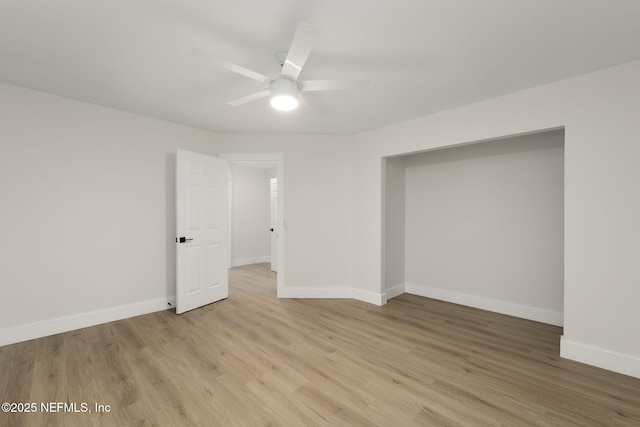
[2,0,640,135]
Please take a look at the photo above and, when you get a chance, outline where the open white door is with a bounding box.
[270,177,278,272]
[176,149,229,314]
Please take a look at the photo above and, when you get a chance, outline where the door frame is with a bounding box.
[269,177,278,273]
[219,153,285,296]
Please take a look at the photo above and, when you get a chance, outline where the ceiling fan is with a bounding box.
[192,22,369,111]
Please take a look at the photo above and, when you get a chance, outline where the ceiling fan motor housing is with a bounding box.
[270,78,299,111]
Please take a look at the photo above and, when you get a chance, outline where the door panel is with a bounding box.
[186,185,201,230]
[186,246,201,293]
[208,243,222,287]
[176,149,229,314]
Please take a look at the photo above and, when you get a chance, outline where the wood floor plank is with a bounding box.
[2,263,640,426]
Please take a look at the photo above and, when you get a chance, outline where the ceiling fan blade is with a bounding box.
[191,50,271,83]
[299,79,370,92]
[280,23,321,81]
[298,93,312,110]
[227,90,271,106]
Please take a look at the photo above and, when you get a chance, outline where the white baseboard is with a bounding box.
[405,282,563,326]
[561,337,640,379]
[0,296,176,347]
[278,286,353,299]
[231,256,270,267]
[278,286,385,306]
[0,284,383,346]
[353,289,385,306]
[385,283,406,301]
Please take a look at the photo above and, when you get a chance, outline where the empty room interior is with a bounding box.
[1,1,640,425]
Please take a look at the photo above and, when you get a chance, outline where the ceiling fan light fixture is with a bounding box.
[270,78,299,111]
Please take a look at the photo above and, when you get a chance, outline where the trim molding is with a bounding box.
[405,282,564,326]
[561,337,640,379]
[277,286,353,299]
[385,283,406,300]
[231,256,270,267]
[278,286,385,306]
[2,285,389,346]
[353,289,385,306]
[0,296,176,347]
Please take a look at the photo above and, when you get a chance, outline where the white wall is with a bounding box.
[218,134,359,299]
[230,164,271,266]
[354,59,640,378]
[404,131,564,324]
[3,59,639,378]
[0,83,219,344]
[383,156,406,297]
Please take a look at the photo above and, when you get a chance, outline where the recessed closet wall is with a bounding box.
[383,156,406,298]
[385,129,564,324]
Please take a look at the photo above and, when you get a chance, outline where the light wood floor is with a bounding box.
[1,264,640,426]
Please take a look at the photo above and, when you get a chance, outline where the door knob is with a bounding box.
[177,237,194,243]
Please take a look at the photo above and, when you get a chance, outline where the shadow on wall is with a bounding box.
[407,130,565,168]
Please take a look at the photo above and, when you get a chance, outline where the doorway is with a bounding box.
[219,153,284,296]
[270,177,278,272]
